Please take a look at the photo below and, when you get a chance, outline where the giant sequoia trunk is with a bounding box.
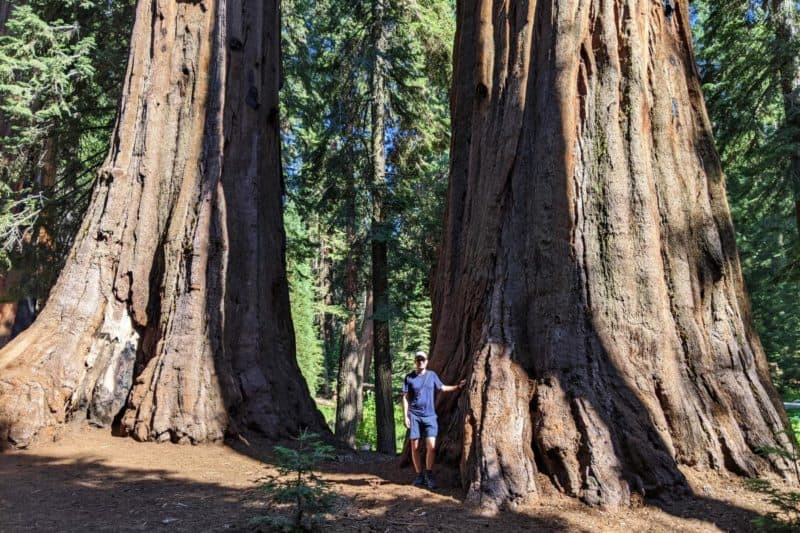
[430,0,795,510]
[0,0,325,448]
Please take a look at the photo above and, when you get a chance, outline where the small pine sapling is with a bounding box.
[251,430,336,532]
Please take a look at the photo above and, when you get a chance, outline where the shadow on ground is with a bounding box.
[0,429,778,533]
[0,451,255,532]
[228,434,769,532]
[0,443,572,532]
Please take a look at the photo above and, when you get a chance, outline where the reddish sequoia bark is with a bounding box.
[0,303,15,348]
[430,0,795,509]
[0,0,325,448]
[0,273,21,348]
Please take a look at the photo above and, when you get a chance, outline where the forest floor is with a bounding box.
[0,424,795,532]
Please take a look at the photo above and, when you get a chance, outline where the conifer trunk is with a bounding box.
[0,0,12,139]
[431,0,794,510]
[370,0,395,455]
[0,0,325,448]
[317,232,336,397]
[359,288,374,384]
[771,0,800,236]
[0,1,10,35]
[335,179,363,448]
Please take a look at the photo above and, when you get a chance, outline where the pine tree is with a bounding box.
[0,1,134,346]
[693,0,800,393]
[285,202,324,395]
[281,0,453,449]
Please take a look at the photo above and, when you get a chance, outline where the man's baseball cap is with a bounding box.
[414,351,427,361]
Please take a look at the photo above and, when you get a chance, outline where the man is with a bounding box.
[402,351,465,489]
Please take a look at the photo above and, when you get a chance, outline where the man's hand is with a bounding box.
[404,415,411,429]
[458,379,466,389]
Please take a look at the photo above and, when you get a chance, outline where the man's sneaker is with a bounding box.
[424,470,436,490]
[412,472,426,487]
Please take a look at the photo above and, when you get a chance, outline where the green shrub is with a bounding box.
[356,390,406,453]
[317,392,406,453]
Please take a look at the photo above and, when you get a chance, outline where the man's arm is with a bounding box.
[441,379,466,392]
[402,392,410,428]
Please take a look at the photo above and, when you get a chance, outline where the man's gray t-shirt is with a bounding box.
[403,370,443,417]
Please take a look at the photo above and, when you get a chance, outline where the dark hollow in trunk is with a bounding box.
[430,0,795,510]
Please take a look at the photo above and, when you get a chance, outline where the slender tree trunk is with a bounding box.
[370,0,395,455]
[0,0,325,448]
[0,1,10,35]
[0,0,12,140]
[771,0,800,236]
[316,230,336,397]
[430,0,794,510]
[353,286,371,435]
[335,180,363,448]
[359,288,374,385]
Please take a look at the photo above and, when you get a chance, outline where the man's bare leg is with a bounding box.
[410,439,428,486]
[425,437,436,471]
[410,438,422,473]
[424,436,437,488]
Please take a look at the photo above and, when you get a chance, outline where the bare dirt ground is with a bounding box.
[0,424,793,532]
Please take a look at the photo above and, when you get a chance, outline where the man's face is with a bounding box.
[415,357,427,371]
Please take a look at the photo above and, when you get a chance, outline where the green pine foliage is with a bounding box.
[285,201,325,395]
[0,5,95,151]
[390,295,431,359]
[693,1,800,395]
[0,4,92,274]
[0,0,134,298]
[281,0,454,402]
